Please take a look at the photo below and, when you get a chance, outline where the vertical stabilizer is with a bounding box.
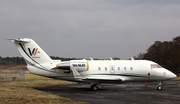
[8,38,52,66]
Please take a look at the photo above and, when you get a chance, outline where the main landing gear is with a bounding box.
[157,81,162,90]
[91,84,101,91]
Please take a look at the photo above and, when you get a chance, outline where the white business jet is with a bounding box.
[8,38,177,90]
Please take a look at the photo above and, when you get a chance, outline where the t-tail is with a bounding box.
[8,38,52,66]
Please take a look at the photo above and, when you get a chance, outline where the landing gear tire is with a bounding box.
[157,86,162,90]
[91,84,98,91]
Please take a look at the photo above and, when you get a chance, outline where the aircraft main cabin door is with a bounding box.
[110,65,115,74]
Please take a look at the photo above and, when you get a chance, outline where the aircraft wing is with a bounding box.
[70,67,122,83]
[71,67,83,79]
[82,77,122,83]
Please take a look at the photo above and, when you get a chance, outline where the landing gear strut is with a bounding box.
[157,81,162,90]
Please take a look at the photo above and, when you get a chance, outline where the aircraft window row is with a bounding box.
[98,67,133,71]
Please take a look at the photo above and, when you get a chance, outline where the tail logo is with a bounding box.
[28,48,40,56]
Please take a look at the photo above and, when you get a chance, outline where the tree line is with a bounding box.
[0,56,26,65]
[1,36,180,73]
[0,56,81,65]
[134,36,180,73]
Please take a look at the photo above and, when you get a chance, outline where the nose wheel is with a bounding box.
[157,86,162,90]
[157,81,162,90]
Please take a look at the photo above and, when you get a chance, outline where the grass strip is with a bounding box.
[0,73,87,104]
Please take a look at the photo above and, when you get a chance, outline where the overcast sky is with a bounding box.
[1,0,180,59]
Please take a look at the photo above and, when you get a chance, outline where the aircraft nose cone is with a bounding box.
[169,72,177,79]
[172,73,177,78]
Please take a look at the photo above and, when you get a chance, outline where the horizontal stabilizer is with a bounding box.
[7,38,30,43]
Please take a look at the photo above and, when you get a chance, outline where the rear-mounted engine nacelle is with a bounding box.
[70,60,88,72]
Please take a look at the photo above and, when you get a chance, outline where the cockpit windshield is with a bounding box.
[151,64,162,68]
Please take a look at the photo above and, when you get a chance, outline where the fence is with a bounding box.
[0,67,25,82]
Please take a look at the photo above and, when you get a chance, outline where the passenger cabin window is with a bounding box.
[118,67,120,70]
[124,67,126,70]
[98,67,101,71]
[105,67,107,71]
[130,67,133,70]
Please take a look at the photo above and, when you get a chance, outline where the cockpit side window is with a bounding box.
[151,64,162,68]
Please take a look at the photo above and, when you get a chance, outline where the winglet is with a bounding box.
[90,57,94,61]
[110,57,113,60]
[131,57,134,60]
[71,67,83,79]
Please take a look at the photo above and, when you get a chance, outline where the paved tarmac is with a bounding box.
[35,81,180,104]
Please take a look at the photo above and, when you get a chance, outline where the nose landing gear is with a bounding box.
[157,81,162,90]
